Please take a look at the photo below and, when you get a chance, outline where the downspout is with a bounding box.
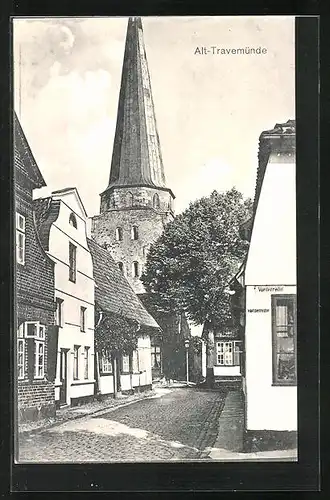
[95,311,103,398]
[133,322,141,392]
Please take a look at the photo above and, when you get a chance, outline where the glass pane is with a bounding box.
[27,323,37,337]
[276,353,295,381]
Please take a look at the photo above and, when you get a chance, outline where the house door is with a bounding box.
[59,349,68,405]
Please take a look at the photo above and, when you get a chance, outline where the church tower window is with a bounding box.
[131,226,139,240]
[153,193,160,209]
[115,227,123,241]
[127,192,134,207]
[132,261,139,277]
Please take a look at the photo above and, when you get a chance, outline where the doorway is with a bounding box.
[59,349,68,406]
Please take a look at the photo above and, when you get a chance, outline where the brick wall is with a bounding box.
[15,152,56,422]
[92,186,174,294]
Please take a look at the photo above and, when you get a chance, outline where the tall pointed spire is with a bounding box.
[105,16,168,192]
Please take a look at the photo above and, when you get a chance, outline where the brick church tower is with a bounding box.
[91,17,175,295]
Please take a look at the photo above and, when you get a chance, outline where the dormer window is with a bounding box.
[153,193,160,209]
[131,226,138,240]
[116,227,123,241]
[69,213,77,229]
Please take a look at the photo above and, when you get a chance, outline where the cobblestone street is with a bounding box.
[18,388,227,462]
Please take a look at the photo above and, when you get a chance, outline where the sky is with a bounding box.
[13,16,295,216]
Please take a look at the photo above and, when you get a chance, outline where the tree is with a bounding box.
[141,188,252,331]
[94,306,139,356]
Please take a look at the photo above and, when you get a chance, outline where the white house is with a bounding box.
[87,237,159,397]
[34,187,95,407]
[239,120,297,453]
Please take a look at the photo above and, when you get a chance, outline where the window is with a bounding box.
[25,321,45,339]
[84,347,89,379]
[132,350,139,372]
[216,341,241,366]
[118,262,124,273]
[55,298,64,327]
[132,261,139,278]
[80,306,86,332]
[126,192,134,207]
[115,227,123,241]
[73,345,80,380]
[16,212,25,265]
[69,213,77,228]
[122,354,130,373]
[35,341,45,378]
[69,242,77,282]
[272,295,297,385]
[17,322,45,379]
[131,226,138,240]
[17,339,25,379]
[153,193,160,209]
[101,351,113,373]
[151,346,161,369]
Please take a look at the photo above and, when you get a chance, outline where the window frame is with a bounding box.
[271,294,297,386]
[131,226,139,240]
[34,340,45,379]
[115,227,123,241]
[69,242,77,283]
[17,338,25,380]
[215,341,241,366]
[80,306,87,332]
[122,354,130,373]
[100,351,113,374]
[69,213,77,229]
[132,261,139,278]
[16,212,26,265]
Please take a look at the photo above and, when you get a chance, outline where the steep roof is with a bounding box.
[103,17,172,197]
[14,111,46,189]
[87,238,159,329]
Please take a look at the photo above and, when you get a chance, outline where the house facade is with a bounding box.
[88,238,159,396]
[14,112,57,423]
[34,188,95,407]
[240,120,297,452]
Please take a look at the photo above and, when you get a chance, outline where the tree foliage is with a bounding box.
[141,188,252,331]
[95,306,139,355]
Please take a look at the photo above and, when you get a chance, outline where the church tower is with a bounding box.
[91,17,175,294]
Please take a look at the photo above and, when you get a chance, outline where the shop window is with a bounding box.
[16,212,25,265]
[69,242,77,282]
[101,351,113,374]
[69,213,77,228]
[272,295,297,385]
